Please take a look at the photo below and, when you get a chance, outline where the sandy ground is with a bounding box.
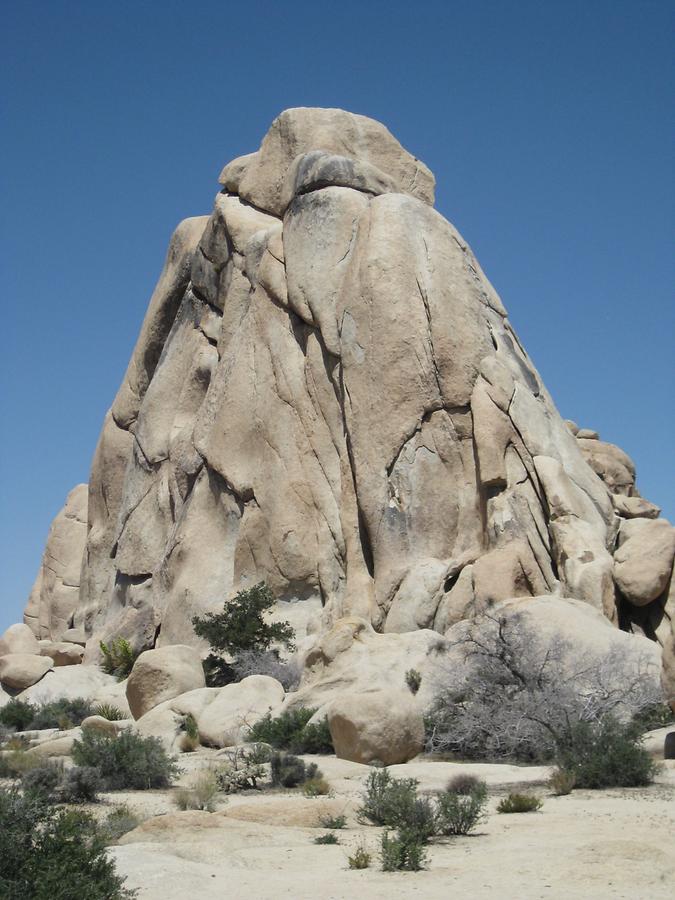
[104,749,675,900]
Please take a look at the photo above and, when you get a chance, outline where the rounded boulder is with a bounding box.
[0,653,54,690]
[126,644,205,719]
[327,688,425,765]
[0,623,40,657]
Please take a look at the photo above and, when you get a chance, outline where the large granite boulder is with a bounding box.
[0,623,40,656]
[126,644,206,719]
[0,653,53,690]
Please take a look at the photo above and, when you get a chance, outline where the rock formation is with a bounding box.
[8,107,674,713]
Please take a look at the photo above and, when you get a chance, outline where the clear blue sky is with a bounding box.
[1,0,673,633]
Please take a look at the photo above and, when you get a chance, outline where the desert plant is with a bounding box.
[247,707,334,754]
[269,751,321,789]
[318,812,347,829]
[555,716,658,788]
[0,750,42,779]
[314,832,339,844]
[303,775,332,797]
[380,827,428,871]
[232,648,302,691]
[58,766,103,803]
[99,637,138,681]
[549,767,576,796]
[631,702,675,732]
[21,762,63,800]
[347,840,371,869]
[0,786,135,898]
[358,767,419,827]
[497,793,543,813]
[98,804,141,844]
[425,611,661,763]
[405,668,422,694]
[178,713,200,752]
[435,778,487,835]
[0,698,36,732]
[28,697,93,731]
[173,769,219,811]
[71,728,180,790]
[445,773,483,794]
[4,734,30,751]
[93,703,126,721]
[215,747,265,793]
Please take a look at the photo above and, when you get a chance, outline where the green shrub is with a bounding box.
[380,827,428,872]
[556,717,659,788]
[318,813,347,829]
[28,698,93,731]
[98,805,141,844]
[247,707,334,754]
[314,832,339,844]
[347,840,371,869]
[405,669,422,694]
[71,729,180,790]
[215,748,265,793]
[100,638,138,681]
[303,775,332,797]
[93,704,126,721]
[0,786,135,898]
[192,583,295,657]
[497,793,543,813]
[0,699,36,732]
[445,773,483,795]
[549,767,576,796]
[21,762,63,800]
[632,702,675,732]
[269,752,321,788]
[435,779,487,835]
[58,766,103,803]
[358,767,420,827]
[3,734,30,751]
[178,713,200,752]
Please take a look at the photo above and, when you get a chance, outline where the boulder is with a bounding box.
[39,641,85,666]
[327,688,425,765]
[17,663,119,706]
[27,730,80,758]
[613,518,675,606]
[577,438,636,495]
[665,732,675,760]
[612,494,661,520]
[196,675,285,747]
[0,623,40,656]
[0,653,53,690]
[126,645,206,719]
[81,715,134,737]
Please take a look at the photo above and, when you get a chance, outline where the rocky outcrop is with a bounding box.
[23,484,88,641]
[0,653,53,690]
[16,107,674,711]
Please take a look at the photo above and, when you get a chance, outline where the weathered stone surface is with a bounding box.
[612,494,661,519]
[17,664,121,707]
[81,715,134,737]
[23,484,88,641]
[20,107,673,712]
[0,653,53,690]
[327,688,425,765]
[39,641,85,666]
[614,518,675,607]
[126,645,206,720]
[0,623,40,656]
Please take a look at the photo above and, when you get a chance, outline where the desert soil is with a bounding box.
[103,750,675,900]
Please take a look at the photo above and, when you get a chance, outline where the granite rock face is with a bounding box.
[20,108,673,704]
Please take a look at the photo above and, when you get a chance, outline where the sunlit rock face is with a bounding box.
[22,108,674,706]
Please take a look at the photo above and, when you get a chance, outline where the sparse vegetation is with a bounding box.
[555,716,658,789]
[100,637,139,681]
[347,840,372,869]
[28,697,94,731]
[314,832,339,844]
[435,777,487,835]
[0,786,136,898]
[174,770,220,811]
[549,768,576,796]
[178,713,200,752]
[318,812,347,829]
[247,707,334,754]
[93,703,126,721]
[98,804,141,844]
[21,761,63,800]
[0,749,42,779]
[358,767,419,828]
[0,698,36,732]
[380,827,428,871]
[58,766,103,803]
[497,793,543,813]
[405,668,422,694]
[215,747,265,793]
[71,729,180,790]
[303,775,332,797]
[270,751,322,789]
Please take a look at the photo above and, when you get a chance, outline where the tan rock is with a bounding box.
[39,641,85,666]
[17,663,120,706]
[0,623,40,656]
[577,438,636,495]
[0,653,53,690]
[612,494,661,520]
[197,675,285,747]
[81,715,134,737]
[614,518,675,606]
[126,645,206,720]
[327,688,425,765]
